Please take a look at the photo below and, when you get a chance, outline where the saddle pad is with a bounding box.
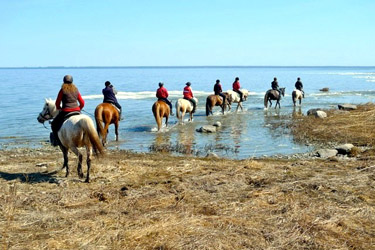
[64,111,80,121]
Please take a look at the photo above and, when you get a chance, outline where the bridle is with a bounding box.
[38,105,54,122]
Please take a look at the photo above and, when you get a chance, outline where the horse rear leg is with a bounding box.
[71,147,84,179]
[60,146,69,177]
[102,122,110,145]
[85,147,92,183]
[114,121,119,141]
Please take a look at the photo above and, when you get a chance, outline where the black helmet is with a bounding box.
[235,77,239,81]
[274,77,277,80]
[63,75,73,84]
[159,82,164,87]
[105,81,111,86]
[297,77,300,80]
[216,79,220,83]
[186,82,191,86]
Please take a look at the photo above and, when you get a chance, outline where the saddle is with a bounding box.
[63,111,80,121]
[110,103,121,114]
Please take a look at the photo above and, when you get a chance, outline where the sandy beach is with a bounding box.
[1,104,375,249]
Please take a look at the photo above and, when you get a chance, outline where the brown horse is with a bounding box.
[95,103,120,146]
[264,87,285,109]
[205,93,230,116]
[152,100,170,131]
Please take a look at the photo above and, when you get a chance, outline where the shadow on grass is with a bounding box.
[0,170,61,184]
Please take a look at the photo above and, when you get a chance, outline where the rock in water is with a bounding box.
[196,125,217,133]
[338,104,357,111]
[317,149,338,158]
[307,108,322,116]
[320,87,329,92]
[213,121,222,127]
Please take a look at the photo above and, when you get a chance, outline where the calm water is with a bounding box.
[1,66,374,158]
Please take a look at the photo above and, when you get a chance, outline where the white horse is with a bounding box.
[175,97,198,124]
[292,89,303,106]
[37,99,104,182]
[226,89,249,112]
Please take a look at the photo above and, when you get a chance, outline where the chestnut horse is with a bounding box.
[152,100,170,131]
[37,99,104,183]
[205,93,230,116]
[95,103,120,145]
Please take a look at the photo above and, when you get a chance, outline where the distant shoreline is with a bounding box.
[1,65,375,70]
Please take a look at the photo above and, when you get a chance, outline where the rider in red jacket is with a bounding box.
[156,82,174,115]
[232,77,244,102]
[183,82,196,113]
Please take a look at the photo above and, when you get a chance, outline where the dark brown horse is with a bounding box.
[95,103,120,146]
[205,93,230,116]
[152,100,170,131]
[264,87,285,109]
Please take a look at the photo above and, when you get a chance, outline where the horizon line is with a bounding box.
[1,65,375,69]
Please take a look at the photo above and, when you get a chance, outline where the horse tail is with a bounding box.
[94,105,105,138]
[153,102,162,130]
[264,91,268,109]
[82,117,104,156]
[206,97,211,116]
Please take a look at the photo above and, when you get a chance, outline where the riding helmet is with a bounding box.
[216,79,220,83]
[105,81,111,86]
[186,82,191,86]
[63,75,73,84]
[159,82,164,87]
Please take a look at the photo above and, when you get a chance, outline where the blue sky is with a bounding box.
[0,0,374,67]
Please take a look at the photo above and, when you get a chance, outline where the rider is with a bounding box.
[183,82,196,113]
[214,79,226,105]
[103,81,122,118]
[271,77,281,96]
[295,77,304,97]
[51,75,85,146]
[232,77,244,102]
[156,82,174,116]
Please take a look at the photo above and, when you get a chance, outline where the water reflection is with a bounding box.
[177,122,196,155]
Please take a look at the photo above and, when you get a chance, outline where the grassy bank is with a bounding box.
[0,145,374,249]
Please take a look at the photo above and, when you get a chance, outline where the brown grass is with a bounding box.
[0,146,375,249]
[291,103,375,147]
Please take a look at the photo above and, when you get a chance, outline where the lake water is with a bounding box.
[1,66,374,159]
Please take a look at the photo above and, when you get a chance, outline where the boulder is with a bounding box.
[307,108,322,116]
[206,152,219,158]
[196,125,217,133]
[338,104,357,111]
[317,149,338,158]
[315,110,327,118]
[320,88,329,92]
[336,143,354,155]
[213,121,222,127]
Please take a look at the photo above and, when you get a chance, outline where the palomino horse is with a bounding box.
[292,89,303,106]
[226,89,249,112]
[205,93,231,116]
[152,100,170,131]
[37,99,104,183]
[176,97,198,123]
[95,103,120,145]
[264,87,285,109]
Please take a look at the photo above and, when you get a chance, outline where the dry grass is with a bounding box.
[0,146,375,249]
[291,103,375,147]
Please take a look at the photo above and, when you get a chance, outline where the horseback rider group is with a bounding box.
[49,74,305,146]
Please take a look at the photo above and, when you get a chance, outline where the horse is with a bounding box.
[292,89,303,106]
[152,100,170,131]
[264,87,285,109]
[94,103,120,145]
[205,93,231,116]
[176,97,198,124]
[226,89,249,112]
[37,98,104,183]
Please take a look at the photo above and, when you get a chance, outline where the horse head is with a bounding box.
[37,98,57,123]
[280,87,285,97]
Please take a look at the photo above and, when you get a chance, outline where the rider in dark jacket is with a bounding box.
[214,79,226,105]
[271,77,281,96]
[295,77,304,97]
[103,81,122,117]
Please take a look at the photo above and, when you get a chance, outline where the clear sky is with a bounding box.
[0,0,374,67]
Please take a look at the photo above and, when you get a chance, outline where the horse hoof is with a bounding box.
[85,178,90,183]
